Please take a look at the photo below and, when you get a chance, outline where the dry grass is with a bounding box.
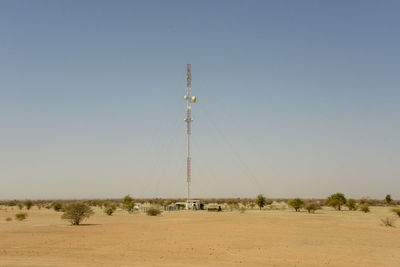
[0,206,399,266]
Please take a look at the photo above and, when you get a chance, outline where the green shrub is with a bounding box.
[385,194,392,205]
[305,202,321,213]
[255,194,267,210]
[380,217,396,227]
[123,195,135,213]
[326,193,346,211]
[288,198,304,212]
[53,202,63,212]
[239,207,246,213]
[61,203,94,225]
[146,207,162,216]
[24,200,33,210]
[5,217,12,221]
[17,203,23,210]
[346,199,357,211]
[15,213,27,221]
[359,204,370,213]
[104,205,116,216]
[391,209,400,217]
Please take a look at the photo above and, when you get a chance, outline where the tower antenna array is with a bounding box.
[184,64,196,209]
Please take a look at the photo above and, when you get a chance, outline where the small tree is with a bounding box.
[326,193,346,211]
[17,203,23,210]
[53,202,63,212]
[305,202,321,213]
[288,198,304,212]
[346,199,357,211]
[256,194,267,210]
[122,195,135,213]
[61,203,94,225]
[385,194,392,205]
[359,204,370,213]
[24,200,33,210]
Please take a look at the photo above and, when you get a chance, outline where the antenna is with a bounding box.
[184,64,196,209]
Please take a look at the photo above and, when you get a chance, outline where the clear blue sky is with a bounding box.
[1,1,399,199]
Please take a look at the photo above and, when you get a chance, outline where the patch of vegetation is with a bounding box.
[61,202,94,225]
[391,209,400,217]
[385,194,392,205]
[122,195,135,213]
[380,217,396,227]
[304,202,321,213]
[104,205,117,216]
[239,207,246,213]
[24,200,33,210]
[288,198,304,212]
[15,212,27,221]
[146,207,162,216]
[256,194,267,210]
[53,202,63,212]
[17,203,23,210]
[326,193,346,210]
[5,217,12,221]
[359,204,370,213]
[346,199,357,211]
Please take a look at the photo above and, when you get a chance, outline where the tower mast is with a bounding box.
[184,64,196,209]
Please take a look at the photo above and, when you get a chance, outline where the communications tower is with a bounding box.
[184,64,196,209]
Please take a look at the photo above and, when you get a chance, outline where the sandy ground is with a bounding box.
[0,206,399,267]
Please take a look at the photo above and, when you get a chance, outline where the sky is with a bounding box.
[1,1,399,200]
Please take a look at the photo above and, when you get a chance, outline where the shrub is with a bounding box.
[346,199,357,211]
[380,217,396,227]
[359,204,370,213]
[305,202,321,213]
[239,207,246,213]
[24,200,33,210]
[61,203,94,225]
[17,203,23,210]
[104,205,116,216]
[391,209,400,217]
[288,198,304,212]
[123,195,135,213]
[256,194,267,210]
[146,207,162,216]
[15,213,27,221]
[53,202,63,212]
[385,194,392,205]
[5,217,12,221]
[326,193,346,210]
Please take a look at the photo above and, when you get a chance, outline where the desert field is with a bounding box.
[0,206,399,267]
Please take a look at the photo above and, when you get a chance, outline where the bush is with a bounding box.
[256,194,267,210]
[61,203,94,225]
[359,204,370,213]
[15,213,27,221]
[305,202,321,213]
[391,209,400,217]
[381,217,396,227]
[346,199,357,211]
[104,205,117,216]
[53,202,63,212]
[288,198,304,212]
[239,207,246,213]
[146,207,162,216]
[24,200,33,210]
[123,195,135,213]
[5,217,12,221]
[385,194,392,205]
[17,203,23,210]
[326,193,346,210]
